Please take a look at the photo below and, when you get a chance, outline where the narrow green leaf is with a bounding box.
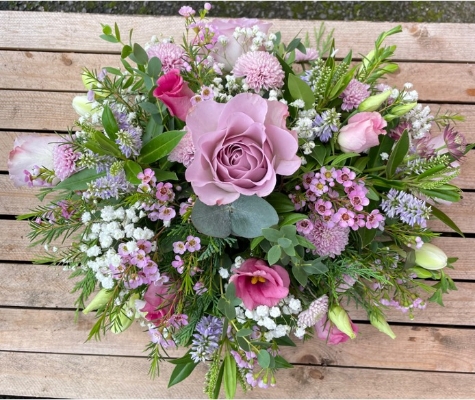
[92,131,122,158]
[288,73,316,110]
[124,160,142,184]
[292,264,308,286]
[280,213,308,226]
[114,22,121,42]
[223,354,237,400]
[153,170,178,182]
[296,235,316,250]
[274,355,294,369]
[328,152,360,166]
[168,362,197,388]
[133,42,149,65]
[211,361,225,399]
[104,66,122,76]
[168,352,192,365]
[55,169,105,191]
[250,236,265,250]
[236,328,254,337]
[143,117,163,144]
[257,350,271,369]
[138,130,186,164]
[386,129,409,178]
[430,203,464,237]
[286,38,302,53]
[420,188,460,203]
[139,101,159,114]
[99,34,119,43]
[102,105,119,141]
[274,335,296,347]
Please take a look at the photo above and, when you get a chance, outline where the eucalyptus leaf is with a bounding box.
[268,245,282,265]
[147,56,162,81]
[262,228,283,242]
[257,350,271,369]
[133,42,149,65]
[191,200,233,238]
[236,328,254,337]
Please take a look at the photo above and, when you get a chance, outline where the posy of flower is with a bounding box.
[9,2,468,397]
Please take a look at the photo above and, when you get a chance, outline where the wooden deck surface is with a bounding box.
[1,11,475,398]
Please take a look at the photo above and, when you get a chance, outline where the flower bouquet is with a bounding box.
[9,3,469,398]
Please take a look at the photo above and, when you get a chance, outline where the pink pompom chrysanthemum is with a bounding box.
[304,217,350,258]
[232,51,285,92]
[340,79,370,111]
[147,43,187,72]
[168,131,195,167]
[53,143,79,181]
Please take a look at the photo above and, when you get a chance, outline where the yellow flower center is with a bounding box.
[251,276,266,284]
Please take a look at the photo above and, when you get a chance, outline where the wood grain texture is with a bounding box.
[1,308,474,373]
[1,351,475,399]
[2,49,475,104]
[2,12,475,62]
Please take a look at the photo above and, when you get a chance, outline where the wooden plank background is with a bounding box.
[1,11,475,398]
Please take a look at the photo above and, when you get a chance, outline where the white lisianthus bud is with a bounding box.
[357,90,391,112]
[369,313,396,339]
[414,243,447,270]
[72,95,93,116]
[82,288,113,314]
[110,293,139,333]
[328,305,356,339]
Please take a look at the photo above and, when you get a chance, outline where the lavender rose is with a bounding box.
[185,93,301,206]
[337,111,387,153]
[229,258,290,310]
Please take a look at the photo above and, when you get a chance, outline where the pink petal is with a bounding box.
[187,100,226,145]
[218,94,268,128]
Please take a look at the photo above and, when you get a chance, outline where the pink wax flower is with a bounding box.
[8,134,63,187]
[229,258,290,310]
[315,315,359,345]
[153,69,195,121]
[140,282,174,324]
[185,93,301,206]
[337,112,387,153]
[209,18,272,71]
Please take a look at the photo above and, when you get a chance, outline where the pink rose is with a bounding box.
[8,134,61,187]
[315,315,359,345]
[229,258,290,310]
[210,18,272,71]
[337,112,387,153]
[185,93,301,206]
[140,283,174,324]
[153,69,195,121]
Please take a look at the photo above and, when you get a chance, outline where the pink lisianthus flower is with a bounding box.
[229,258,290,310]
[185,93,301,206]
[153,69,195,121]
[337,112,387,153]
[140,282,175,325]
[8,134,69,187]
[315,314,359,345]
[209,18,272,71]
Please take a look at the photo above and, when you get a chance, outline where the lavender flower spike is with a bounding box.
[190,315,223,363]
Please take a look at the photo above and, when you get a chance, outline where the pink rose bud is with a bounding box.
[153,69,195,121]
[337,111,387,153]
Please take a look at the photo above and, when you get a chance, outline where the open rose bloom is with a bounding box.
[185,93,301,205]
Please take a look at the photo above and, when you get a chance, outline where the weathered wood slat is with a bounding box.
[1,308,474,373]
[2,12,475,63]
[2,49,475,104]
[2,89,473,135]
[2,351,474,399]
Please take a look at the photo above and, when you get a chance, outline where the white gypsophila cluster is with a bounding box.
[293,117,314,139]
[232,256,245,269]
[219,267,230,279]
[300,155,308,166]
[290,99,305,109]
[404,104,433,139]
[301,141,315,155]
[232,26,272,52]
[240,304,291,342]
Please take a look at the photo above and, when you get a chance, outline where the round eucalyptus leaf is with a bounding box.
[190,199,232,238]
[229,195,279,238]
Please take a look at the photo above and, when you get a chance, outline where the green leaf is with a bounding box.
[268,245,282,265]
[168,361,197,388]
[295,235,316,250]
[104,67,122,76]
[147,56,162,81]
[278,237,293,248]
[133,42,149,65]
[101,24,112,35]
[357,227,377,248]
[143,117,163,144]
[292,264,308,286]
[236,328,254,337]
[236,336,250,352]
[139,101,159,115]
[327,152,360,166]
[55,169,105,191]
[266,192,295,213]
[191,200,233,238]
[420,188,461,203]
[251,236,265,250]
[386,129,409,178]
[91,131,122,158]
[310,144,328,166]
[288,73,316,110]
[114,22,121,42]
[168,352,193,365]
[274,355,294,369]
[223,354,237,400]
[274,335,296,347]
[99,34,119,43]
[121,44,133,59]
[124,160,142,184]
[280,213,308,226]
[102,105,120,141]
[257,350,271,369]
[153,170,178,182]
[212,361,225,400]
[430,203,464,237]
[303,258,328,275]
[138,130,186,164]
[262,228,282,242]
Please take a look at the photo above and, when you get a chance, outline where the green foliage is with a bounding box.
[137,130,186,164]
